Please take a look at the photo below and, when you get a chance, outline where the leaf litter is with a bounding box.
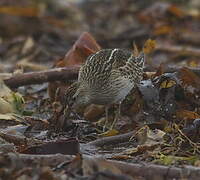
[0,0,200,179]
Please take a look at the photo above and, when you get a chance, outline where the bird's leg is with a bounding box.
[103,106,109,132]
[110,101,122,129]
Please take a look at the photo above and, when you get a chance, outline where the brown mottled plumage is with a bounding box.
[66,48,145,129]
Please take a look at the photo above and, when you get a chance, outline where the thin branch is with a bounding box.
[3,65,200,89]
[109,159,200,180]
[3,153,200,179]
[86,131,135,147]
[4,66,80,88]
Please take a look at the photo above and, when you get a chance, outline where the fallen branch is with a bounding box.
[83,155,200,180]
[3,153,200,179]
[86,131,135,147]
[3,65,200,89]
[4,66,80,88]
[110,159,200,180]
[3,153,74,167]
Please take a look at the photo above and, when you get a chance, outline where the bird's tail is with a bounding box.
[119,52,145,84]
[135,52,145,69]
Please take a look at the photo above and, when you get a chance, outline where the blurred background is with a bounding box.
[0,0,200,72]
[0,1,200,168]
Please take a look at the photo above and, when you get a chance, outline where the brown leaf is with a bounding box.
[143,39,156,54]
[44,16,66,28]
[135,126,165,145]
[153,25,173,35]
[0,6,39,17]
[160,79,176,89]
[178,67,200,90]
[99,129,119,137]
[56,32,101,67]
[84,104,105,122]
[187,60,199,68]
[152,63,164,78]
[168,4,185,18]
[176,110,200,121]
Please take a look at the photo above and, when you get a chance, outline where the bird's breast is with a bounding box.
[89,79,134,105]
[113,81,134,103]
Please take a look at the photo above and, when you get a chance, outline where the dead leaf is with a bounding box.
[178,67,200,91]
[168,4,185,18]
[187,60,199,68]
[0,97,14,114]
[153,25,173,35]
[135,125,165,145]
[43,16,66,28]
[124,144,160,156]
[84,104,105,122]
[160,79,176,89]
[143,39,156,54]
[176,110,200,121]
[152,63,164,78]
[57,32,101,67]
[0,6,40,17]
[21,37,34,54]
[0,113,24,122]
[99,129,119,137]
[154,155,196,166]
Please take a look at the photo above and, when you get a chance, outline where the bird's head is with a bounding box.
[72,85,91,109]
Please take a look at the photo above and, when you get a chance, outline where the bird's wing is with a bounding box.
[118,52,145,83]
[78,49,116,82]
[111,49,132,70]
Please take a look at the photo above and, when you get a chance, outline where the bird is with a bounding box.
[65,48,145,130]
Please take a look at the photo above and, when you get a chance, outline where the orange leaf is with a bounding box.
[143,39,156,54]
[153,25,173,36]
[176,110,200,120]
[153,63,164,78]
[160,79,176,89]
[178,67,200,89]
[168,5,185,18]
[44,17,66,28]
[99,129,119,137]
[187,60,199,68]
[0,6,39,17]
[60,32,101,67]
[84,104,104,122]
